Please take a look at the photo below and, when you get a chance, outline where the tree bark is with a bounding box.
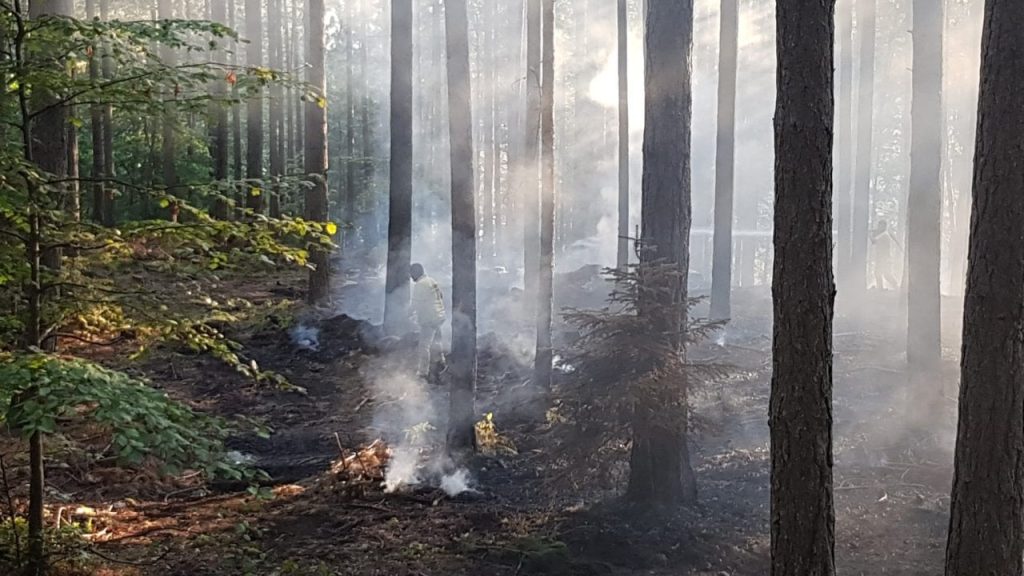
[230,0,242,185]
[627,0,696,508]
[246,0,264,214]
[534,0,555,392]
[522,0,541,307]
[710,0,738,320]
[87,0,105,223]
[100,0,115,226]
[851,0,875,292]
[210,0,230,219]
[159,0,177,218]
[343,0,356,248]
[268,0,284,218]
[944,2,1024,573]
[771,0,837,572]
[906,0,943,404]
[616,0,630,271]
[444,0,477,455]
[384,0,413,334]
[304,0,329,305]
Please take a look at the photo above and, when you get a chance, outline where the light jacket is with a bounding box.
[412,276,446,327]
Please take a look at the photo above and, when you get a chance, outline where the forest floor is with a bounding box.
[0,268,961,575]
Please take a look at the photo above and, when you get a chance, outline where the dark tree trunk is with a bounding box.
[230,0,242,184]
[480,0,496,264]
[616,0,630,270]
[159,0,177,218]
[771,0,837,573]
[534,0,555,391]
[522,0,541,306]
[835,0,854,283]
[384,0,413,334]
[210,0,230,219]
[268,0,284,219]
[100,0,115,226]
[851,0,875,292]
[627,0,696,508]
[87,0,105,223]
[944,2,1024,573]
[304,0,330,304]
[343,0,356,248]
[710,0,738,321]
[444,0,477,455]
[906,0,943,403]
[246,0,264,214]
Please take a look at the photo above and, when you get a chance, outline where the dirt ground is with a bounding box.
[1,272,961,575]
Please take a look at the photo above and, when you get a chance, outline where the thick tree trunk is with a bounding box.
[616,0,630,270]
[210,0,230,219]
[771,0,837,572]
[246,0,264,214]
[304,0,330,304]
[627,0,696,508]
[710,0,738,320]
[534,0,555,392]
[444,0,477,455]
[851,0,875,292]
[522,0,541,306]
[384,0,413,334]
[906,0,943,404]
[944,2,1024,573]
[835,0,854,283]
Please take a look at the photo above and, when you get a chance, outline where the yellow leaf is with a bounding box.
[250,187,261,197]
[325,222,338,235]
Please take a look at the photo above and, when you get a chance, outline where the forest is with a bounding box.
[0,0,1020,574]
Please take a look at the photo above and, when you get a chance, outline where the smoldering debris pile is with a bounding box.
[331,439,390,482]
[287,314,416,358]
[329,439,477,499]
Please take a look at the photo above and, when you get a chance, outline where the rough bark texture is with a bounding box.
[710,0,738,320]
[304,0,330,305]
[771,0,836,573]
[851,0,875,292]
[384,0,413,334]
[615,0,629,270]
[444,0,477,455]
[944,2,1024,573]
[246,0,264,213]
[627,0,696,508]
[906,0,943,400]
[534,0,555,392]
[835,0,853,283]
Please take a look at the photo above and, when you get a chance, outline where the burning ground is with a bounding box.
[0,270,958,575]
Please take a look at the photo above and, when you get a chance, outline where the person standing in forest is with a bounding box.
[410,263,446,380]
[870,219,901,291]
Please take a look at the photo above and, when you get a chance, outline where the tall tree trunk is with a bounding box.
[210,0,230,219]
[835,0,854,283]
[710,0,738,320]
[343,0,356,249]
[906,0,943,405]
[159,0,177,220]
[522,0,541,306]
[100,0,115,226]
[851,0,875,292]
[480,0,496,264]
[627,0,696,507]
[944,2,1024,573]
[87,0,105,223]
[616,0,630,270]
[305,0,329,304]
[268,0,284,218]
[384,0,413,334]
[534,0,555,391]
[246,0,264,214]
[230,0,242,184]
[771,0,837,572]
[445,0,478,455]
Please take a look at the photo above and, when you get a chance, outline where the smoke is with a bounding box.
[289,324,321,352]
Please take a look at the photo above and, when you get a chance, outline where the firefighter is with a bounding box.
[871,219,901,291]
[410,263,446,378]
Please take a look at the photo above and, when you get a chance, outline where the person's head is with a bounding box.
[410,263,425,281]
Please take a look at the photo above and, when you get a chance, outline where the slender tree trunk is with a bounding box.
[343,0,356,248]
[627,0,696,508]
[305,0,330,304]
[616,0,630,270]
[230,0,242,183]
[771,0,837,572]
[246,0,264,214]
[534,0,555,391]
[522,0,541,306]
[945,2,1024,573]
[87,0,105,223]
[851,0,875,292]
[159,0,177,220]
[710,0,738,320]
[268,0,284,218]
[480,1,495,264]
[836,0,854,283]
[906,0,943,404]
[384,0,413,334]
[444,0,478,454]
[210,0,230,219]
[100,0,115,226]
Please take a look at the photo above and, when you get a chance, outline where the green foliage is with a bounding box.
[0,517,94,574]
[0,353,262,479]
